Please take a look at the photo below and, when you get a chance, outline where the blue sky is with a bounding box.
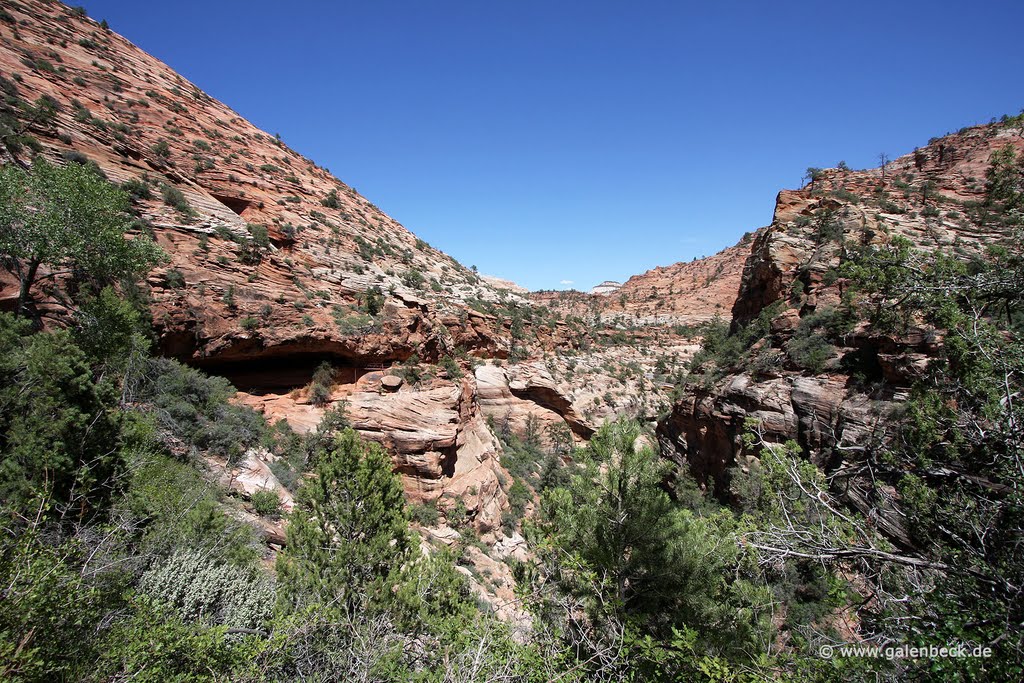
[83,1,1024,291]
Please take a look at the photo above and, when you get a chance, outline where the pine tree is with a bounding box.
[276,428,410,614]
[533,418,771,675]
[542,420,699,620]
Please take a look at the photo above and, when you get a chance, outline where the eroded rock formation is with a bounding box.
[657,122,1024,538]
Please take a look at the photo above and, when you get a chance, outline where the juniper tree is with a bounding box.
[276,428,410,615]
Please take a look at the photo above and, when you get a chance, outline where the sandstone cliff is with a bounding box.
[0,0,732,543]
[656,120,1024,539]
[0,0,541,534]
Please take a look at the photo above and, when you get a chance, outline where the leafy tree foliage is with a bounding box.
[835,233,1024,676]
[140,357,265,463]
[0,159,163,323]
[742,143,1024,678]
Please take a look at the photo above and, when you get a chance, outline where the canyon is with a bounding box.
[1,0,1021,618]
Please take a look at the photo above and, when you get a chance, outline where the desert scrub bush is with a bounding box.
[164,268,186,289]
[785,307,855,373]
[332,305,373,334]
[401,268,425,289]
[361,286,385,316]
[439,355,463,379]
[502,477,531,531]
[397,353,422,385]
[121,438,263,565]
[250,488,281,517]
[686,302,784,383]
[150,138,170,157]
[121,176,151,200]
[160,183,194,216]
[408,501,440,526]
[139,357,265,463]
[320,188,341,208]
[307,361,335,407]
[138,549,274,629]
[247,223,270,248]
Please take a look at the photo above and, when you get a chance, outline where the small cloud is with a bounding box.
[560,279,574,285]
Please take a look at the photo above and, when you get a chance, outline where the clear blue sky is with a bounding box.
[83,1,1024,291]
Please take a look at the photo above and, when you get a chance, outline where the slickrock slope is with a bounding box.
[0,0,540,533]
[732,130,1012,326]
[657,120,1024,533]
[607,237,753,326]
[0,0,518,369]
[0,0,714,539]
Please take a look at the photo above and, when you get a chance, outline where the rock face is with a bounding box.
[475,363,594,445]
[527,240,756,425]
[0,0,581,536]
[0,0,520,371]
[234,369,512,532]
[589,280,622,295]
[538,239,752,330]
[7,0,1018,581]
[613,239,754,326]
[732,129,1013,327]
[657,121,1024,525]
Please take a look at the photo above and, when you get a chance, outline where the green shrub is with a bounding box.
[121,176,151,200]
[0,530,117,680]
[332,306,373,334]
[138,549,273,629]
[397,353,422,385]
[408,501,440,526]
[361,286,385,316]
[321,188,341,208]
[122,438,263,565]
[151,139,170,157]
[401,268,425,289]
[251,488,281,517]
[0,314,125,517]
[277,428,410,613]
[164,268,186,289]
[161,183,192,215]
[307,361,335,407]
[785,306,855,373]
[439,355,463,379]
[140,358,265,463]
[247,223,270,248]
[785,329,834,373]
[502,478,531,531]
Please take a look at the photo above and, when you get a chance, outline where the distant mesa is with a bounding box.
[590,280,622,295]
[479,275,528,294]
